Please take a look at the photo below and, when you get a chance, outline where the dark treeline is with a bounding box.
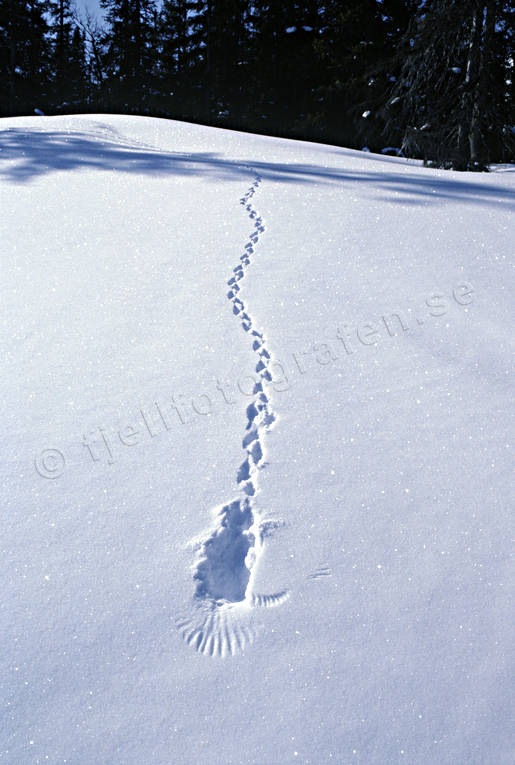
[1,0,513,168]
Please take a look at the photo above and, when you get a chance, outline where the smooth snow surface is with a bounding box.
[1,115,513,765]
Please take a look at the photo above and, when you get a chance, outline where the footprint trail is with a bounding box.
[177,169,288,657]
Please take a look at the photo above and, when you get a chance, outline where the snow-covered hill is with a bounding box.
[1,114,513,765]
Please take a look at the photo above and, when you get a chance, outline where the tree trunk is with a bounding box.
[204,0,213,120]
[178,2,187,74]
[469,0,495,165]
[8,0,16,113]
[59,0,64,82]
[456,3,483,169]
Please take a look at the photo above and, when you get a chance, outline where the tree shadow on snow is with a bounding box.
[0,127,513,210]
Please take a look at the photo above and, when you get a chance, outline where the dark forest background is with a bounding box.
[1,0,513,169]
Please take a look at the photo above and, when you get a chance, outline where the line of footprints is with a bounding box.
[176,170,288,658]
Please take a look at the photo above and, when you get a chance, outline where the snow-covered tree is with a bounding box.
[383,0,514,169]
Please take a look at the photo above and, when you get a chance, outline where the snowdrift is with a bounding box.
[1,115,513,764]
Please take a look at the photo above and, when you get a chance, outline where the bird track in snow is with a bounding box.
[307,565,332,581]
[176,169,288,657]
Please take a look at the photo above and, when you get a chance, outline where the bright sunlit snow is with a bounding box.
[1,114,513,765]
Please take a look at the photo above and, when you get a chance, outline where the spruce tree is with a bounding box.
[0,0,52,115]
[383,0,514,168]
[101,0,160,111]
